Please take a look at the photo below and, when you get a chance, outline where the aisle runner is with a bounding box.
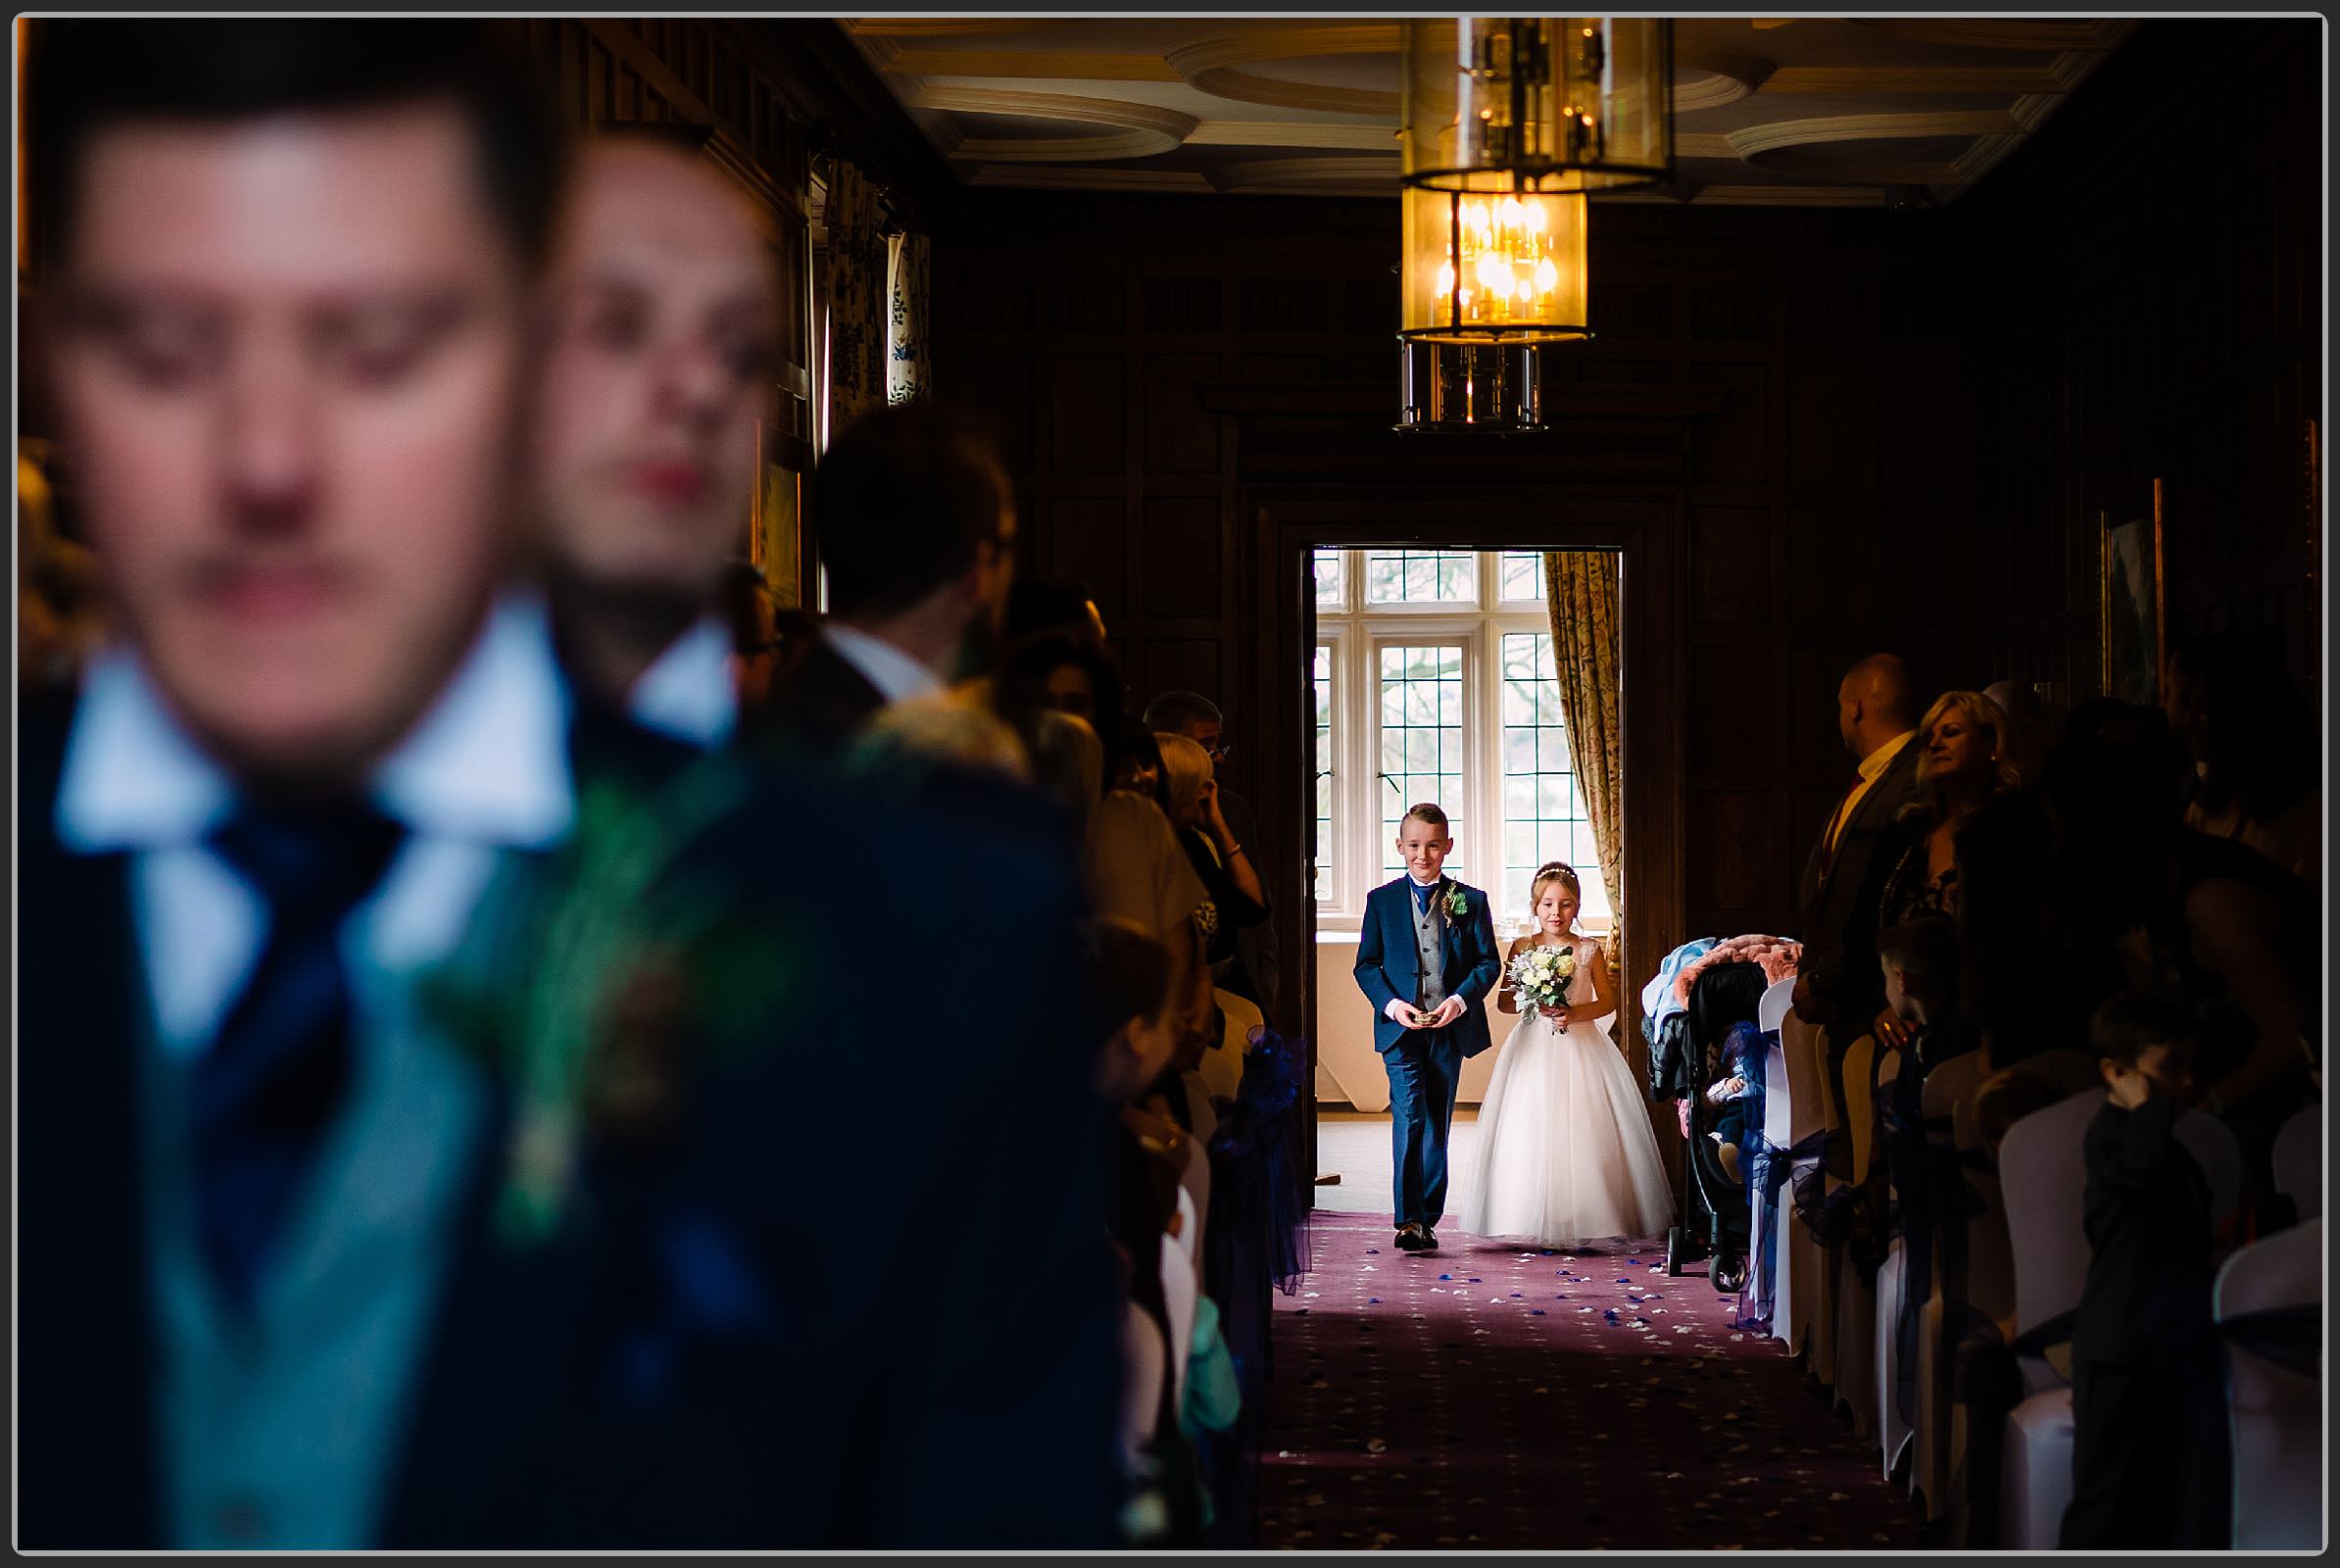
[1256,1212,1922,1550]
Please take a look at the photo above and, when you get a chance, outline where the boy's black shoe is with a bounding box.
[1394,1223,1427,1251]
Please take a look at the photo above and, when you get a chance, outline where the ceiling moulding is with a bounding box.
[1847,18,2130,51]
[1674,132,1742,161]
[1673,44,1774,112]
[1762,64,2073,95]
[908,85,1198,161]
[877,48,1183,82]
[1211,156,1399,193]
[1168,25,1401,117]
[963,165,1218,194]
[1186,121,1397,151]
[1728,109,2022,162]
[847,18,1050,36]
[1681,183,1888,207]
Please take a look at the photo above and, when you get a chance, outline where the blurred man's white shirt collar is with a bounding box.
[823,622,946,707]
[626,615,738,751]
[55,592,577,1060]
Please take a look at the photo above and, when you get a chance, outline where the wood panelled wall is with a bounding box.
[1961,18,2324,695]
[507,19,817,472]
[930,18,2321,1017]
[933,194,1993,983]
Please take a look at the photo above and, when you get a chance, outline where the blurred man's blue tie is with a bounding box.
[198,802,407,1312]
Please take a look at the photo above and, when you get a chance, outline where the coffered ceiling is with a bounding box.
[842,16,2138,206]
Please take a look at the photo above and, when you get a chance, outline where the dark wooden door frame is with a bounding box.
[1243,485,1691,1185]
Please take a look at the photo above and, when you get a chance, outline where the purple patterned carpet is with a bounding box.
[1255,1211,1925,1550]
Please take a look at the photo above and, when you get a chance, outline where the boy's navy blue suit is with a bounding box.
[1352,875,1501,1230]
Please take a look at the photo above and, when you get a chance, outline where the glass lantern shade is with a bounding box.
[1400,18,1674,195]
[1400,184,1588,345]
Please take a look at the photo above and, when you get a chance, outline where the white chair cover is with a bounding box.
[1873,1046,1911,1478]
[1785,1015,1832,1376]
[1159,1238,1197,1414]
[1831,1031,1878,1439]
[1910,1050,1997,1522]
[1203,988,1259,1104]
[1173,1183,1201,1262]
[1994,1090,2248,1546]
[1121,1299,1167,1466]
[2272,1107,2321,1222]
[2173,1110,2243,1256]
[1757,974,1797,1036]
[2217,1217,2323,1550]
[1756,1028,1794,1348]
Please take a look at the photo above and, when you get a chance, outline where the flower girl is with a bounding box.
[1459,862,1676,1248]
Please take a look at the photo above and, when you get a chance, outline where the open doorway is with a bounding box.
[1306,547,1625,1213]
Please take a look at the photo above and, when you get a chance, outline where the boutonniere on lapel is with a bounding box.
[1441,881,1470,921]
[422,753,802,1250]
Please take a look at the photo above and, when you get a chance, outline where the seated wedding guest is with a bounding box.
[531,125,778,751]
[1006,574,1108,646]
[21,22,1120,1549]
[2062,990,2221,1549]
[1146,689,1279,1018]
[2165,630,2321,883]
[1155,733,1270,1004]
[766,403,1017,749]
[1089,744,1213,1060]
[19,443,107,698]
[1110,722,1164,797]
[2039,702,2317,1199]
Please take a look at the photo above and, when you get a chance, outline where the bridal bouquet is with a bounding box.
[1507,944,1577,1012]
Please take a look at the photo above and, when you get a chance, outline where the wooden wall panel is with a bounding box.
[1049,358,1126,474]
[1049,498,1129,623]
[1140,497,1222,617]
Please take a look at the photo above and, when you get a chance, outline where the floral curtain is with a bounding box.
[1544,552,1626,987]
[886,231,933,405]
[824,160,888,434]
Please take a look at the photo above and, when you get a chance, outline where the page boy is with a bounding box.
[1352,805,1501,1253]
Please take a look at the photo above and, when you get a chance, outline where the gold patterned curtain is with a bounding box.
[886,231,933,405]
[824,161,888,433]
[1544,552,1625,979]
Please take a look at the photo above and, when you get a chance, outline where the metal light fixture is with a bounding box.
[1395,18,1674,376]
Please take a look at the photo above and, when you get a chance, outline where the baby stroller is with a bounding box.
[1654,960,1769,1292]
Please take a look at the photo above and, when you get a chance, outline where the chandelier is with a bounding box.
[1397,18,1675,350]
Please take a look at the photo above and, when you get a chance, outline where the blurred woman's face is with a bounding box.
[1920,707,1995,791]
[1043,662,1096,722]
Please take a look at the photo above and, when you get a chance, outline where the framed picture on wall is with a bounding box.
[2098,478,2165,705]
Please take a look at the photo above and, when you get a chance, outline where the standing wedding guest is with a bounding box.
[767,403,1017,749]
[1791,654,1922,1117]
[2061,991,2221,1548]
[1866,691,2023,1054]
[1155,733,1270,1004]
[530,126,778,751]
[21,21,1121,1549]
[22,22,571,1547]
[1146,688,1281,1019]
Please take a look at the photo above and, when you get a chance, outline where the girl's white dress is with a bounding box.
[1460,936,1677,1247]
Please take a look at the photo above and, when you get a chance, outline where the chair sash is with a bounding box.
[1745,1125,1829,1328]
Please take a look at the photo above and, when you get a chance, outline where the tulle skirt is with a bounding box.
[1460,1010,1677,1248]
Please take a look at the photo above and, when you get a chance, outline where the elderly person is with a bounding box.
[1155,733,1269,1004]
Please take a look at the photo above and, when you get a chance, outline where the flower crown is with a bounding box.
[1531,860,1582,900]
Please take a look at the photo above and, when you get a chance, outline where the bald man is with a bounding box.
[1792,653,1923,1045]
[532,130,781,748]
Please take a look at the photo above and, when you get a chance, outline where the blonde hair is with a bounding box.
[1919,689,2023,799]
[1153,731,1213,824]
[1530,861,1583,906]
